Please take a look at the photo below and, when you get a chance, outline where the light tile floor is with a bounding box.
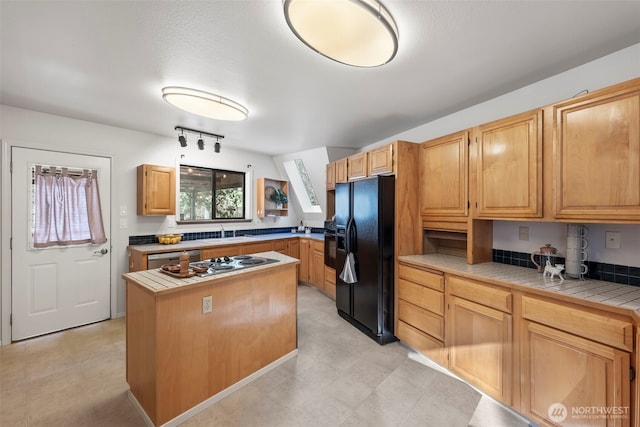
[0,284,533,426]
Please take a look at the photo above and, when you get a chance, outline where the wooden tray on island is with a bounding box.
[159,263,205,278]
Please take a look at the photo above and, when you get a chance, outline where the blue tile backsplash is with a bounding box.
[493,249,640,287]
[128,227,325,246]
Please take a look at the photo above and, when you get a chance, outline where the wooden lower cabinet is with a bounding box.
[396,262,447,365]
[299,238,324,290]
[448,295,512,404]
[324,265,336,300]
[521,321,631,427]
[311,240,324,290]
[240,241,274,254]
[201,246,241,259]
[395,264,636,426]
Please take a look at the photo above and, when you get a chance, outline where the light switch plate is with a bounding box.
[120,205,127,216]
[518,226,529,241]
[119,218,128,229]
[605,231,621,249]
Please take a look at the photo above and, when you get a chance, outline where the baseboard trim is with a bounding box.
[128,348,298,427]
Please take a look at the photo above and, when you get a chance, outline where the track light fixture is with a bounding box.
[174,126,224,153]
[178,130,187,147]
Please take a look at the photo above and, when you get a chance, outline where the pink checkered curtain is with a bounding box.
[33,166,107,248]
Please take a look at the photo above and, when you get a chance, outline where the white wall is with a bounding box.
[493,222,640,268]
[273,147,331,228]
[363,43,640,268]
[0,106,299,342]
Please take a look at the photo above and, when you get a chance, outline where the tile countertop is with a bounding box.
[123,251,299,294]
[399,253,640,314]
[129,232,324,254]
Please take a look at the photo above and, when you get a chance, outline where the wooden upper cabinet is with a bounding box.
[347,152,368,181]
[137,164,176,216]
[368,143,394,176]
[476,109,543,218]
[326,162,336,190]
[335,158,348,184]
[420,131,468,218]
[553,79,640,221]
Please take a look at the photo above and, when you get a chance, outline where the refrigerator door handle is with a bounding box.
[345,217,352,254]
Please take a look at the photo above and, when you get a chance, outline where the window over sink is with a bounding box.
[178,165,246,222]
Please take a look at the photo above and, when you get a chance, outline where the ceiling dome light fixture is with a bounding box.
[283,0,398,67]
[162,87,248,121]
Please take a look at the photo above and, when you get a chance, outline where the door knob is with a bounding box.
[94,248,109,255]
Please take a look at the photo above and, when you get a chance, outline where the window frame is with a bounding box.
[177,164,250,224]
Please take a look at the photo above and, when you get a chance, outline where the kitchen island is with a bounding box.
[123,251,299,427]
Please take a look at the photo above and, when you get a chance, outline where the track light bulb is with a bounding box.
[197,138,205,150]
[214,142,221,153]
[178,134,187,147]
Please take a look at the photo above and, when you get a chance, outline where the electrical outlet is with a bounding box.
[605,231,621,249]
[518,226,529,241]
[202,296,212,314]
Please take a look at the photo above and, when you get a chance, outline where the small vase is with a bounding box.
[276,203,283,209]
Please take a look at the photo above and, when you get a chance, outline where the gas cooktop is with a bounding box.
[190,255,279,277]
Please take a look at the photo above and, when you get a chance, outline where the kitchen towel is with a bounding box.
[339,252,358,284]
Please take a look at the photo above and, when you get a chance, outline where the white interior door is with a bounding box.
[11,147,111,340]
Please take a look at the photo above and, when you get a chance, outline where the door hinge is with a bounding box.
[9,314,12,326]
[9,237,12,250]
[467,137,471,146]
[630,366,636,382]
[10,161,13,173]
[467,201,470,209]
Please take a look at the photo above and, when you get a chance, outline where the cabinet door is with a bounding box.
[369,144,394,176]
[476,109,542,218]
[554,84,640,221]
[137,164,176,215]
[448,296,512,404]
[348,152,368,181]
[273,240,287,254]
[311,241,325,290]
[299,239,311,283]
[240,242,274,255]
[286,240,300,259]
[522,321,631,427]
[326,162,336,190]
[324,265,336,300]
[335,159,348,184]
[201,246,241,260]
[420,131,468,218]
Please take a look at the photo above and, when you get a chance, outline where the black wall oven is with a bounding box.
[324,220,336,268]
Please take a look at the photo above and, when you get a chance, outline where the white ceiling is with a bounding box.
[2,1,640,156]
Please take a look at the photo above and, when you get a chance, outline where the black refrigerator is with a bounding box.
[335,175,396,345]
